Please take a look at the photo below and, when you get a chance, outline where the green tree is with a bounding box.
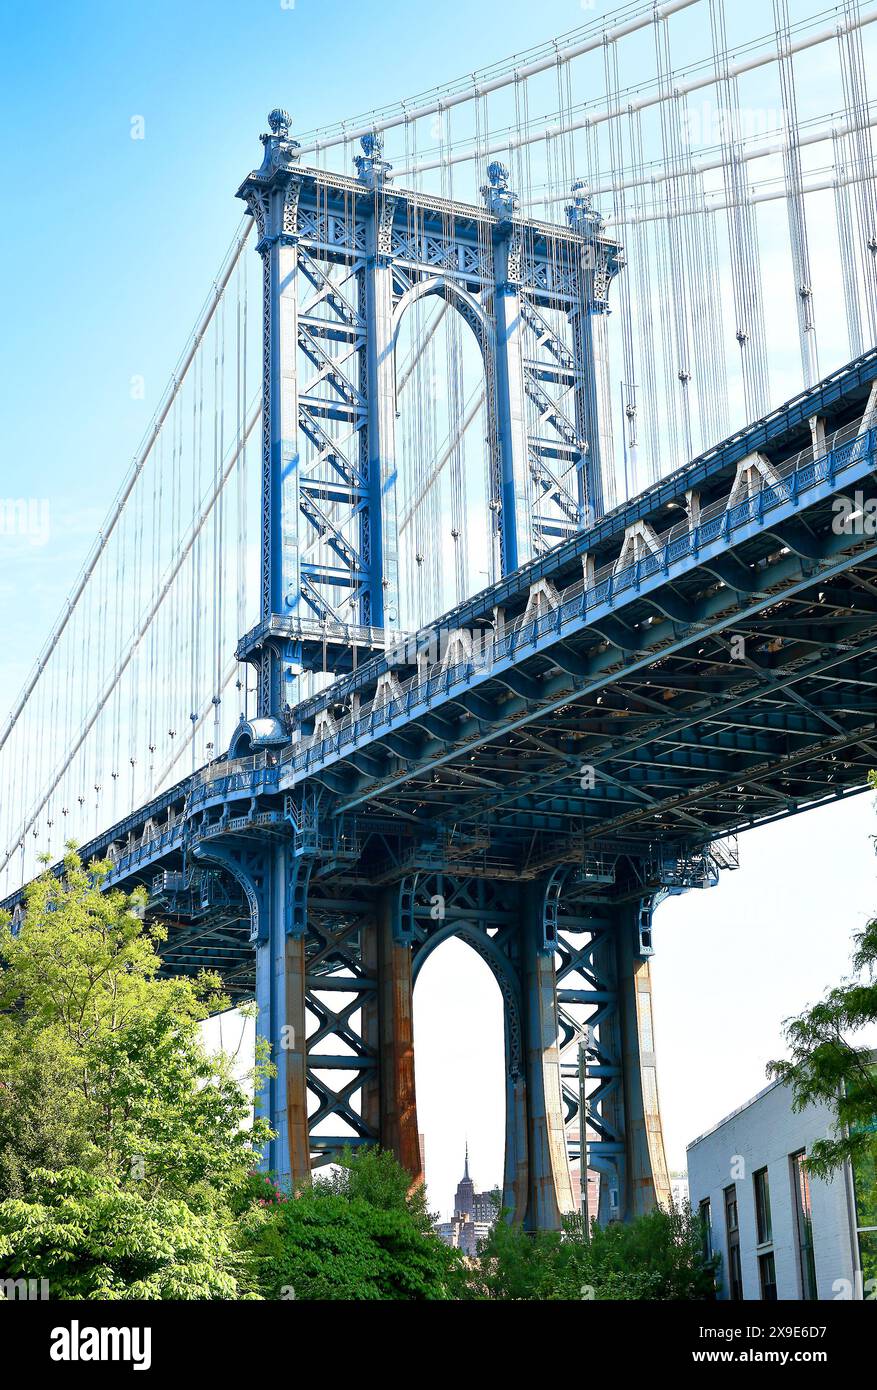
[768,907,877,1180]
[0,848,271,1205]
[0,1030,92,1199]
[469,1218,589,1300]
[316,1144,436,1233]
[473,1204,717,1301]
[0,1168,246,1299]
[242,1148,466,1300]
[583,1203,718,1299]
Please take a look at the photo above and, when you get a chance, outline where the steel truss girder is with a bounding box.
[306,906,379,1158]
[292,390,877,757]
[310,509,877,842]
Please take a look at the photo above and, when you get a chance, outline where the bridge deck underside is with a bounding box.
[65,492,877,997]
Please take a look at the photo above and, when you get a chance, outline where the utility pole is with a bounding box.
[578,1038,591,1242]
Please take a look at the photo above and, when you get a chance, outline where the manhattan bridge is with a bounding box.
[4,0,877,1229]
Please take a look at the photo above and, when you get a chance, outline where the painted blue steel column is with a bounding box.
[569,302,605,523]
[254,917,276,1169]
[237,110,304,714]
[614,899,671,1219]
[357,138,401,637]
[592,897,671,1222]
[503,1023,529,1223]
[376,887,422,1182]
[566,181,622,524]
[265,241,301,632]
[362,886,422,1182]
[484,163,533,574]
[188,840,300,1180]
[259,843,310,1187]
[518,880,576,1230]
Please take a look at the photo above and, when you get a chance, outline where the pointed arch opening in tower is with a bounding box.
[393,288,496,632]
[412,935,505,1231]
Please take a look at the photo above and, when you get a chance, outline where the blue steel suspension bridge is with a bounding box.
[4,0,877,1228]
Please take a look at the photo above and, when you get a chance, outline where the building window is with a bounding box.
[754,1166,772,1245]
[724,1184,743,1300]
[758,1250,778,1300]
[699,1197,712,1263]
[725,1183,738,1233]
[791,1151,818,1300]
[752,1167,776,1298]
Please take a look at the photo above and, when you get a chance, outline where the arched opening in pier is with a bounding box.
[393,287,495,632]
[412,934,506,1223]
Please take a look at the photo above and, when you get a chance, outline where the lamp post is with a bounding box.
[578,1039,590,1242]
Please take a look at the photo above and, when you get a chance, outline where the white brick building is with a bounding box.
[687,1073,874,1301]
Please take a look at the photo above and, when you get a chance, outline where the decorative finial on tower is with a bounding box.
[255,109,301,176]
[267,108,292,138]
[566,178,604,235]
[487,160,509,189]
[565,178,624,314]
[237,110,302,242]
[361,130,383,158]
[463,1141,470,1181]
[355,130,393,188]
[481,161,519,223]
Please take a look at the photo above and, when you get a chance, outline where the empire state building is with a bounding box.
[436,1145,500,1256]
[454,1144,476,1220]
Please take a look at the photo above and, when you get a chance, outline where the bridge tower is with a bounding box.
[235,112,622,719]
[229,112,669,1225]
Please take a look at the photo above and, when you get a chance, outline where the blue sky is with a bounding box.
[3,0,877,1215]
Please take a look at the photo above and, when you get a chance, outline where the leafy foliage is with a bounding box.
[583,1203,719,1299]
[0,1168,245,1299]
[313,1144,437,1233]
[0,1030,92,1199]
[0,848,271,1205]
[242,1148,466,1300]
[0,849,274,1298]
[472,1203,717,1301]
